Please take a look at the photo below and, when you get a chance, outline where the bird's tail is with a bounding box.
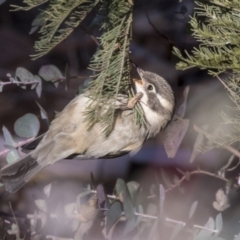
[0,154,44,193]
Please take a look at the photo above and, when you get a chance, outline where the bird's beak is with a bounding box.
[133,78,143,85]
[133,67,145,86]
[137,68,145,82]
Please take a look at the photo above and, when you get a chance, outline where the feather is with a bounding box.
[0,154,44,193]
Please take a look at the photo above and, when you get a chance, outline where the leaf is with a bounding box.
[30,211,38,234]
[6,148,20,164]
[115,179,135,220]
[2,126,17,147]
[38,65,63,82]
[0,217,9,240]
[35,101,49,124]
[177,86,190,118]
[213,188,230,212]
[16,67,35,83]
[234,233,240,240]
[123,205,143,235]
[43,183,52,198]
[115,178,126,202]
[106,201,122,233]
[35,199,47,212]
[160,169,172,188]
[34,75,42,98]
[75,194,98,223]
[170,224,183,240]
[189,201,198,219]
[29,13,45,35]
[159,184,165,216]
[123,218,137,236]
[96,184,109,209]
[127,181,139,203]
[163,118,189,158]
[65,64,70,91]
[0,0,6,5]
[196,217,215,239]
[146,203,157,218]
[14,113,40,138]
[0,85,3,92]
[64,203,76,215]
[147,219,158,240]
[190,124,208,163]
[215,213,223,235]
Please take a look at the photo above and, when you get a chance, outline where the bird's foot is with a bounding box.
[121,92,143,110]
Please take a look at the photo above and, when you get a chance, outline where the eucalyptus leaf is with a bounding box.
[2,126,17,147]
[127,181,139,203]
[170,224,183,240]
[6,148,20,164]
[65,64,70,91]
[163,118,189,158]
[215,213,223,235]
[43,183,52,198]
[35,199,47,212]
[147,219,158,240]
[38,65,63,82]
[34,75,42,98]
[115,179,134,220]
[16,67,35,83]
[234,233,240,240]
[189,201,198,219]
[177,86,190,117]
[195,217,215,240]
[106,201,122,233]
[160,169,172,188]
[35,101,49,123]
[123,217,137,236]
[14,113,40,138]
[96,184,109,209]
[159,184,165,216]
[29,13,45,35]
[190,124,208,163]
[115,178,126,201]
[64,203,76,215]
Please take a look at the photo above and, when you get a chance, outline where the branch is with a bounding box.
[165,169,230,193]
[0,80,39,87]
[0,137,34,157]
[194,124,240,159]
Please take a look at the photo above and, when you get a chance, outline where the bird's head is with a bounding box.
[133,68,175,136]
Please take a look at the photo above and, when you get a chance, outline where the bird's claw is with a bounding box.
[121,92,143,110]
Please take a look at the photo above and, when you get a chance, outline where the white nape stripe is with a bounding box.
[157,94,173,111]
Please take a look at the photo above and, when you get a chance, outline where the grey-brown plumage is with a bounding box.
[0,68,175,193]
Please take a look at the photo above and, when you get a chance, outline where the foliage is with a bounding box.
[11,0,145,135]
[173,0,240,151]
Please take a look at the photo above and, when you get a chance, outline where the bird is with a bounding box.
[0,68,175,193]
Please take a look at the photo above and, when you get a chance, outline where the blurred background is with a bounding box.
[0,0,239,239]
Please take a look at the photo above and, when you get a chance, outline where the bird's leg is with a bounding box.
[121,92,143,110]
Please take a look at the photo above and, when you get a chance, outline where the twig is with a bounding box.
[90,190,117,199]
[135,212,157,220]
[194,224,218,233]
[0,137,34,157]
[165,169,230,193]
[144,4,174,60]
[194,124,240,159]
[166,217,186,226]
[79,25,100,46]
[0,80,39,87]
[8,202,20,238]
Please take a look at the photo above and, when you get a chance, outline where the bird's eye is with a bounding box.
[147,84,155,92]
